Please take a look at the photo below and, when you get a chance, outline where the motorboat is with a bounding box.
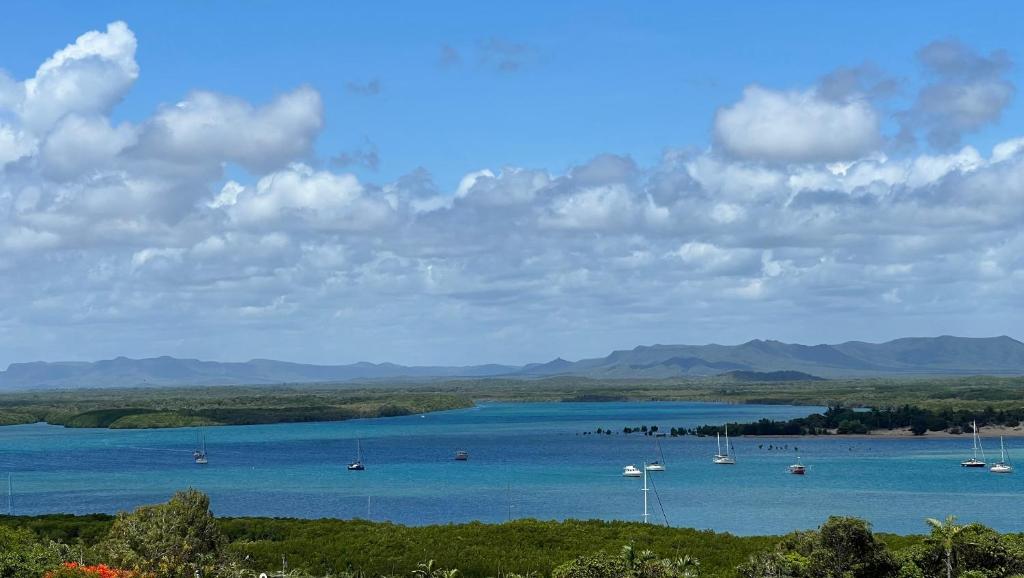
[623,464,643,477]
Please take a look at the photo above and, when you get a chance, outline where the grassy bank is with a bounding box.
[4,374,1024,430]
[428,374,1024,410]
[0,387,473,429]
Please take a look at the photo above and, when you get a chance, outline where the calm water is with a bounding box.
[0,401,1021,535]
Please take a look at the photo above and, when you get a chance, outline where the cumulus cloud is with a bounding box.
[39,114,136,179]
[221,164,395,230]
[138,87,323,173]
[20,21,139,133]
[714,85,881,163]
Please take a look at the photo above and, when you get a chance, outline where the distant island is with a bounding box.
[3,335,1024,390]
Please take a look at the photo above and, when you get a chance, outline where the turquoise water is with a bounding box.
[0,401,1021,535]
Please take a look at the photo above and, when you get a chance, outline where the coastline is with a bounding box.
[740,425,1024,439]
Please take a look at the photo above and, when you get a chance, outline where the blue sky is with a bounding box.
[1,3,1023,366]
[3,2,1021,190]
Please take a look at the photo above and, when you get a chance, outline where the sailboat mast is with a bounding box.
[973,421,979,459]
[725,425,730,456]
[642,462,649,524]
[7,473,12,516]
[716,432,722,456]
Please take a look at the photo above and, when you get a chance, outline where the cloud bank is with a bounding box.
[0,22,1021,365]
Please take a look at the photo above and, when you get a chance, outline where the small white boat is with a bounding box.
[713,427,736,464]
[623,464,642,477]
[646,437,666,471]
[193,431,208,465]
[348,438,365,471]
[789,458,806,475]
[991,437,1013,474]
[961,421,986,467]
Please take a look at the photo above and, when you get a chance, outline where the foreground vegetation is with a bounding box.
[0,387,473,429]
[2,490,1023,578]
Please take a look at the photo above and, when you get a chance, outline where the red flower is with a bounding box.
[45,561,138,578]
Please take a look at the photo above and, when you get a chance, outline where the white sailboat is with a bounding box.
[991,437,1013,473]
[646,438,666,471]
[713,426,736,464]
[348,438,365,470]
[961,420,986,467]
[193,431,208,465]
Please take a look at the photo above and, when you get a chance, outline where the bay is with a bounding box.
[0,401,1020,535]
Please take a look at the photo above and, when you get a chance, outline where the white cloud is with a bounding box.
[0,122,35,167]
[20,21,138,132]
[39,114,136,179]
[140,87,323,172]
[224,164,394,230]
[714,85,881,163]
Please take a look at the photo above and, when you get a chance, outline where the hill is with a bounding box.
[2,335,1023,389]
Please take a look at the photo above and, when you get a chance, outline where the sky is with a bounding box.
[1,2,1023,367]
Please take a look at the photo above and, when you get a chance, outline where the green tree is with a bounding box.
[808,516,897,578]
[0,525,62,578]
[738,517,896,578]
[926,516,973,578]
[98,488,232,578]
[552,552,629,578]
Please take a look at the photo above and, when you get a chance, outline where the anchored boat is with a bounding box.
[193,431,208,465]
[961,421,986,468]
[348,438,365,471]
[991,437,1013,474]
[713,426,736,465]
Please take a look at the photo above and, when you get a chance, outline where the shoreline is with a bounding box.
[738,425,1024,439]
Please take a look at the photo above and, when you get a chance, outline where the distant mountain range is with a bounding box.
[2,335,1024,389]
